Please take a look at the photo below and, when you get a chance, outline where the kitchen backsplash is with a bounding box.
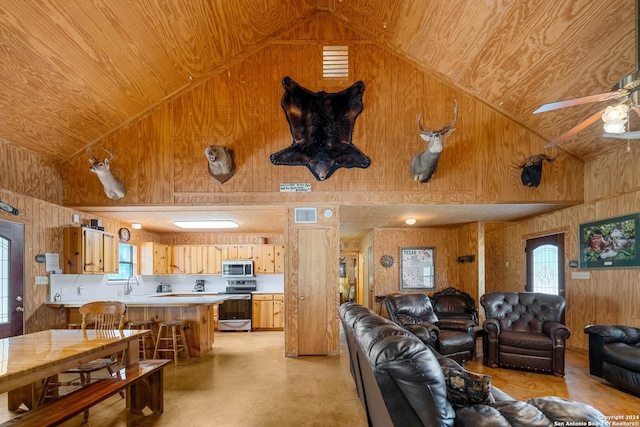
[50,274,284,302]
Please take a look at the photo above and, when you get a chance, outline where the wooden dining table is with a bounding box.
[0,328,148,410]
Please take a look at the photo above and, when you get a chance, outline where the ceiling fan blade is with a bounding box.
[544,109,605,148]
[533,91,622,114]
[603,131,640,139]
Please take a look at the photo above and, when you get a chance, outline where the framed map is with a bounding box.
[400,247,435,289]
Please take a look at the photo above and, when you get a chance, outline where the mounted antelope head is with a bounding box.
[87,147,126,201]
[411,100,458,184]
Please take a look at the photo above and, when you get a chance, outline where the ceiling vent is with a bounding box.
[294,208,317,224]
[323,46,349,80]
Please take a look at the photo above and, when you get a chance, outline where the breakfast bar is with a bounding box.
[46,294,243,358]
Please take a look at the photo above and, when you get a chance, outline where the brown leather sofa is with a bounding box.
[385,293,476,363]
[584,324,640,396]
[480,292,570,376]
[339,302,605,427]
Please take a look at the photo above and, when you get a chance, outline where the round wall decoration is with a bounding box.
[381,254,394,268]
[118,227,131,242]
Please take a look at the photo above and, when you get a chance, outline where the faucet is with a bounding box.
[125,275,138,296]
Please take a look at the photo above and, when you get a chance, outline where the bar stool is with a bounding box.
[127,320,156,360]
[153,320,190,366]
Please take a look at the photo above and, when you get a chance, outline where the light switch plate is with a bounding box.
[571,271,590,280]
[35,276,49,285]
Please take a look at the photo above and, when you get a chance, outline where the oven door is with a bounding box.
[218,296,252,331]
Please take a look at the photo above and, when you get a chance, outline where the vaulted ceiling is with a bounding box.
[0,0,636,235]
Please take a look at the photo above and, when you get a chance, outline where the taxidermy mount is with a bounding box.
[86,147,126,201]
[517,154,556,187]
[270,76,371,181]
[205,145,236,184]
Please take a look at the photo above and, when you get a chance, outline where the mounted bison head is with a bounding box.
[270,76,370,181]
[517,154,557,187]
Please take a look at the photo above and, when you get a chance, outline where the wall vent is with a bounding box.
[294,208,317,223]
[323,46,349,80]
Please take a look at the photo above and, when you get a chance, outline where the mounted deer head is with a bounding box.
[411,100,458,184]
[87,147,126,200]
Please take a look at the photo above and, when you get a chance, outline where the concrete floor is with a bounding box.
[0,330,368,427]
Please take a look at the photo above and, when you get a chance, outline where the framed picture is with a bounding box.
[339,262,347,278]
[400,247,435,289]
[579,213,639,269]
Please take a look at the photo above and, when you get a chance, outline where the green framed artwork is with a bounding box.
[579,213,639,269]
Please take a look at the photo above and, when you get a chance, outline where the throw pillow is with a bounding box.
[441,367,494,409]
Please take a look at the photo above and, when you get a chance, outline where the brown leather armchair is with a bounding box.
[480,292,570,376]
[385,293,476,364]
[431,287,478,330]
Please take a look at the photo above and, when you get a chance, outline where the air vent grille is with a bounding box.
[323,46,349,80]
[294,208,317,223]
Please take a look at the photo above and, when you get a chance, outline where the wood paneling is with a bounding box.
[485,188,640,352]
[60,14,583,210]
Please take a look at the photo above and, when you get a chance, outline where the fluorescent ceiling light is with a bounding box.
[173,220,238,229]
[131,222,142,229]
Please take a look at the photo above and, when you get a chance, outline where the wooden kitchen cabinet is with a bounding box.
[253,245,274,274]
[168,245,185,274]
[252,293,284,330]
[274,245,285,274]
[185,246,204,274]
[63,226,119,274]
[222,245,253,260]
[203,246,222,274]
[139,242,168,274]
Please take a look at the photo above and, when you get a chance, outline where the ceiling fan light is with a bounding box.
[603,122,627,134]
[602,104,630,122]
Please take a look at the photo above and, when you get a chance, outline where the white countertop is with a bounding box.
[45,293,248,308]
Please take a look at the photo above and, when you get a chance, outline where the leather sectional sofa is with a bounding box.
[584,324,640,396]
[340,302,605,427]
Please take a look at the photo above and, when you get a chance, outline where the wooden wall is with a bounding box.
[59,13,583,208]
[484,186,640,351]
[0,186,157,333]
[0,139,62,205]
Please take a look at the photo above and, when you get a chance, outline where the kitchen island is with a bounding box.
[45,294,244,358]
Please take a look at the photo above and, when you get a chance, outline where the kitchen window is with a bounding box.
[108,243,136,281]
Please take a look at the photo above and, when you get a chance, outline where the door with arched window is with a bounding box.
[0,219,24,338]
[525,233,565,298]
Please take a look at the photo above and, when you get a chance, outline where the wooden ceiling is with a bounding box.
[0,0,636,235]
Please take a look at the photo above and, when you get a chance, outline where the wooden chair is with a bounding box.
[39,301,127,420]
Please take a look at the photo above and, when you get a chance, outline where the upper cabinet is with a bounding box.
[139,242,168,275]
[139,243,283,275]
[222,245,254,260]
[63,226,119,274]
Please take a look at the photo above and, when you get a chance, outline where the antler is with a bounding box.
[101,147,115,160]
[86,147,98,161]
[416,100,459,136]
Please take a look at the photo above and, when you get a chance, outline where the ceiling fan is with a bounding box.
[533,0,640,148]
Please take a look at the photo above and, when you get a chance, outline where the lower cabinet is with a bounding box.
[252,293,283,330]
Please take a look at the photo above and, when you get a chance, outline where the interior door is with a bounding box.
[0,219,25,338]
[525,233,565,298]
[298,228,328,355]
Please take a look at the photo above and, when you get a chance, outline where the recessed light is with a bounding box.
[131,223,142,230]
[173,220,238,229]
[405,218,417,225]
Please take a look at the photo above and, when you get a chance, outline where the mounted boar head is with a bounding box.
[270,76,370,181]
[87,147,126,201]
[517,154,557,187]
[204,145,236,184]
[412,100,458,183]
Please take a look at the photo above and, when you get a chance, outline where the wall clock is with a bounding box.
[381,254,394,268]
[118,227,130,242]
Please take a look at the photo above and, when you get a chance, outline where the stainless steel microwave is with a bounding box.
[222,260,254,278]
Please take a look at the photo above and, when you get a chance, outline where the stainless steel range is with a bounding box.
[217,280,256,331]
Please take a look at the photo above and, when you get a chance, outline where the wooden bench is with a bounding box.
[1,359,171,427]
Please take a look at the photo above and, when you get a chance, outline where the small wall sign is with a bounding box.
[280,183,311,192]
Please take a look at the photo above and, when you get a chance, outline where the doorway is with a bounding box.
[0,219,25,338]
[525,233,565,297]
[339,252,363,305]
